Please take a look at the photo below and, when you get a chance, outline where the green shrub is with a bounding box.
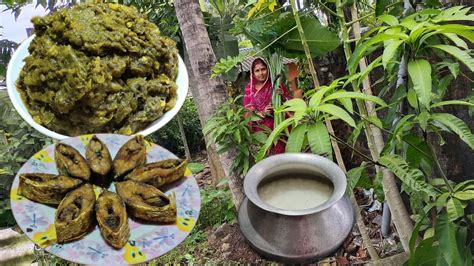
[197,186,237,230]
[148,98,205,157]
[0,91,53,228]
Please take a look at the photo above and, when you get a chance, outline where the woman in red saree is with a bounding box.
[243,57,301,154]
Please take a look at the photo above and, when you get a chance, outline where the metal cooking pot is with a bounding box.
[238,153,354,263]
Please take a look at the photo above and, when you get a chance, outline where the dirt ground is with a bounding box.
[191,156,403,264]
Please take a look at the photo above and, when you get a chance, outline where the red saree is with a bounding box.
[243,58,292,154]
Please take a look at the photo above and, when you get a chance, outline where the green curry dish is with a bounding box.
[17,3,179,136]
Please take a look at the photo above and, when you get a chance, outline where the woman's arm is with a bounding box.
[287,62,302,99]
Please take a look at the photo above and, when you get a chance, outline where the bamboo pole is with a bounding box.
[289,0,380,260]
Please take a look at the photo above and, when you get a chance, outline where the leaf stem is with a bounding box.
[328,131,378,165]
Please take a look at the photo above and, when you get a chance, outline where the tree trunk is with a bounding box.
[348,3,414,252]
[175,0,244,207]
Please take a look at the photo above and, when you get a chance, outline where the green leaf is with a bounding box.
[285,124,307,153]
[407,59,432,109]
[428,44,474,72]
[430,100,474,108]
[375,0,390,17]
[378,14,398,26]
[382,40,403,68]
[317,104,356,127]
[348,32,407,73]
[443,33,468,50]
[430,113,474,150]
[252,131,267,144]
[280,98,307,113]
[357,56,383,87]
[346,162,367,193]
[436,212,463,266]
[379,154,437,196]
[188,163,205,174]
[257,118,294,161]
[308,86,333,109]
[407,237,441,266]
[282,15,340,57]
[407,89,418,109]
[433,6,474,23]
[447,197,464,221]
[323,91,387,108]
[338,98,353,114]
[454,191,474,201]
[307,122,332,159]
[374,170,384,201]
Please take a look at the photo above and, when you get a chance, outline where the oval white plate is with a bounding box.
[7,35,189,140]
[10,134,201,265]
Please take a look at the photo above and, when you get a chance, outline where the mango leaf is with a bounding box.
[428,44,474,72]
[281,15,340,57]
[436,212,463,266]
[443,33,468,50]
[454,191,474,201]
[406,237,442,266]
[188,163,205,174]
[348,32,407,73]
[257,117,294,161]
[447,197,464,221]
[280,98,307,123]
[308,86,333,109]
[407,59,432,110]
[379,154,437,196]
[454,180,474,192]
[404,133,433,169]
[378,14,398,26]
[322,91,388,108]
[346,162,367,193]
[357,56,383,87]
[375,0,390,16]
[430,100,474,108]
[280,98,307,113]
[286,124,307,153]
[435,25,474,43]
[430,113,474,150]
[307,122,332,159]
[338,98,353,114]
[374,170,384,201]
[317,104,356,127]
[383,40,403,68]
[433,6,474,23]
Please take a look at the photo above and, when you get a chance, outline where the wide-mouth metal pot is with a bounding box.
[239,153,354,263]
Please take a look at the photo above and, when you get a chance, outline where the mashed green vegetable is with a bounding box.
[17,3,178,136]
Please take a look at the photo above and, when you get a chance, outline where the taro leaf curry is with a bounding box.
[17,3,178,136]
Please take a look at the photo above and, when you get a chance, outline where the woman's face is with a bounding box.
[253,62,268,83]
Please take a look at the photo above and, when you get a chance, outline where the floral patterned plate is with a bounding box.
[10,134,201,265]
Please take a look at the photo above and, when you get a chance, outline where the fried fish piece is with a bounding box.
[18,173,83,204]
[124,159,187,188]
[55,184,96,243]
[55,143,91,181]
[113,135,146,179]
[95,191,129,249]
[86,135,113,187]
[115,180,176,223]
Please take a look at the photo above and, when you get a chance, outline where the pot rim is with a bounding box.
[243,153,347,216]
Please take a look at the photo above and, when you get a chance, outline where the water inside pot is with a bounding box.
[257,174,334,211]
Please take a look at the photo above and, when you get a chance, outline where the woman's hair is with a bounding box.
[251,58,267,72]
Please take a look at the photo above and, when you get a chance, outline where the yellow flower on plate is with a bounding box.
[33,224,57,248]
[123,241,147,264]
[177,217,196,232]
[32,150,54,163]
